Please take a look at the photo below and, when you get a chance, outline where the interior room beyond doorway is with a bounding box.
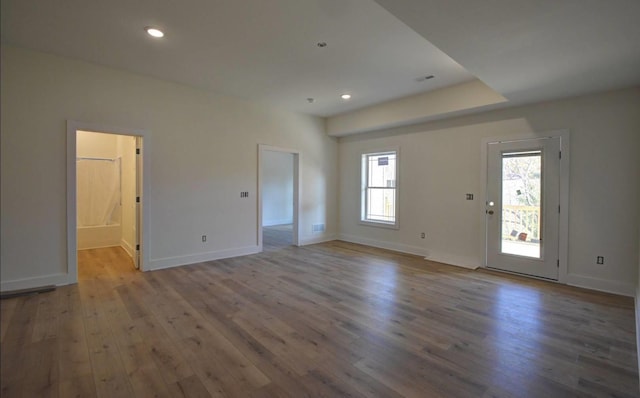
[76,130,139,274]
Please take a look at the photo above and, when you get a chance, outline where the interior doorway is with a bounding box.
[258,145,300,251]
[66,121,149,284]
[76,131,140,274]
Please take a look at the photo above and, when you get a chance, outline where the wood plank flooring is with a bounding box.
[1,242,638,397]
[263,224,293,251]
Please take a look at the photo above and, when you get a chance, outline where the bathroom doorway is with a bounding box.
[66,121,148,283]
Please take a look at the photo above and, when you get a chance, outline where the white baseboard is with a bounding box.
[263,219,293,227]
[148,245,260,271]
[424,252,480,270]
[339,234,428,257]
[121,239,134,259]
[299,233,338,246]
[0,272,71,292]
[338,234,479,270]
[566,273,635,297]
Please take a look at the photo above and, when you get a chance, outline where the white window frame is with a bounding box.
[360,148,399,229]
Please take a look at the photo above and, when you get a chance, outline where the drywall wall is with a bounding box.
[262,151,294,226]
[0,45,337,290]
[339,87,640,296]
[77,130,119,159]
[327,80,507,136]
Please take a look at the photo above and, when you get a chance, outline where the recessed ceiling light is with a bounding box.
[145,27,164,38]
[341,94,351,100]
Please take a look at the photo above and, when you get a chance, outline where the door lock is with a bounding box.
[487,210,494,215]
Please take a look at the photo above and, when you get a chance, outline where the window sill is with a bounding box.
[359,220,399,230]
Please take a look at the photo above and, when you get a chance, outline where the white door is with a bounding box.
[486,137,561,280]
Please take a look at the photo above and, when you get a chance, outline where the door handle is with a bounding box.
[487,210,494,215]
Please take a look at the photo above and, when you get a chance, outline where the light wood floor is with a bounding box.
[263,224,293,252]
[1,242,638,397]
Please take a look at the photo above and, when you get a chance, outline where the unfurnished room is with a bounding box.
[1,0,639,397]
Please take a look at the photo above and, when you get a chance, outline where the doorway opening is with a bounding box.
[258,145,300,252]
[66,121,149,284]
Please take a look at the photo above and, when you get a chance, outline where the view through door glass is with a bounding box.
[501,151,542,258]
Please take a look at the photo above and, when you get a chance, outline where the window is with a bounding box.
[361,150,398,227]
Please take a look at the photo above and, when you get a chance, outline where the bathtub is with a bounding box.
[78,224,122,250]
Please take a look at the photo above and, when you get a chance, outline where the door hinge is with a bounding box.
[136,148,140,155]
[136,196,140,203]
[557,259,560,267]
[136,244,140,251]
[558,205,560,213]
[559,151,562,159]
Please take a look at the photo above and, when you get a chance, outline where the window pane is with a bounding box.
[367,153,396,188]
[501,151,542,258]
[366,187,396,223]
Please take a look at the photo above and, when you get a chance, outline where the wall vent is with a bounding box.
[312,223,325,233]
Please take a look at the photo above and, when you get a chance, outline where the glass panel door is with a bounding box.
[486,137,560,280]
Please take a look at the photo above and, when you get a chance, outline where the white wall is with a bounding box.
[262,151,294,226]
[339,87,640,296]
[327,80,507,136]
[77,130,119,159]
[0,46,338,290]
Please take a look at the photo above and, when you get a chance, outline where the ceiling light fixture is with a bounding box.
[341,94,351,100]
[145,27,165,38]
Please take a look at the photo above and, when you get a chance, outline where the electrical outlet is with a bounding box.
[202,235,207,243]
[420,232,426,239]
[240,191,249,198]
[466,193,474,200]
[596,256,604,265]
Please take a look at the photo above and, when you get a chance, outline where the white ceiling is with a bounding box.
[2,1,639,119]
[374,0,640,106]
[0,0,474,117]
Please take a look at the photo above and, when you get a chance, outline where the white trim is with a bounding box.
[263,219,294,227]
[0,273,70,292]
[480,130,570,283]
[149,245,260,271]
[424,252,480,270]
[566,273,635,297]
[121,238,135,258]
[360,147,400,229]
[67,120,151,285]
[339,234,479,270]
[299,234,338,246]
[339,234,426,257]
[257,145,300,252]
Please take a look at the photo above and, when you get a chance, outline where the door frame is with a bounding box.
[257,144,300,251]
[66,120,151,283]
[480,130,570,283]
